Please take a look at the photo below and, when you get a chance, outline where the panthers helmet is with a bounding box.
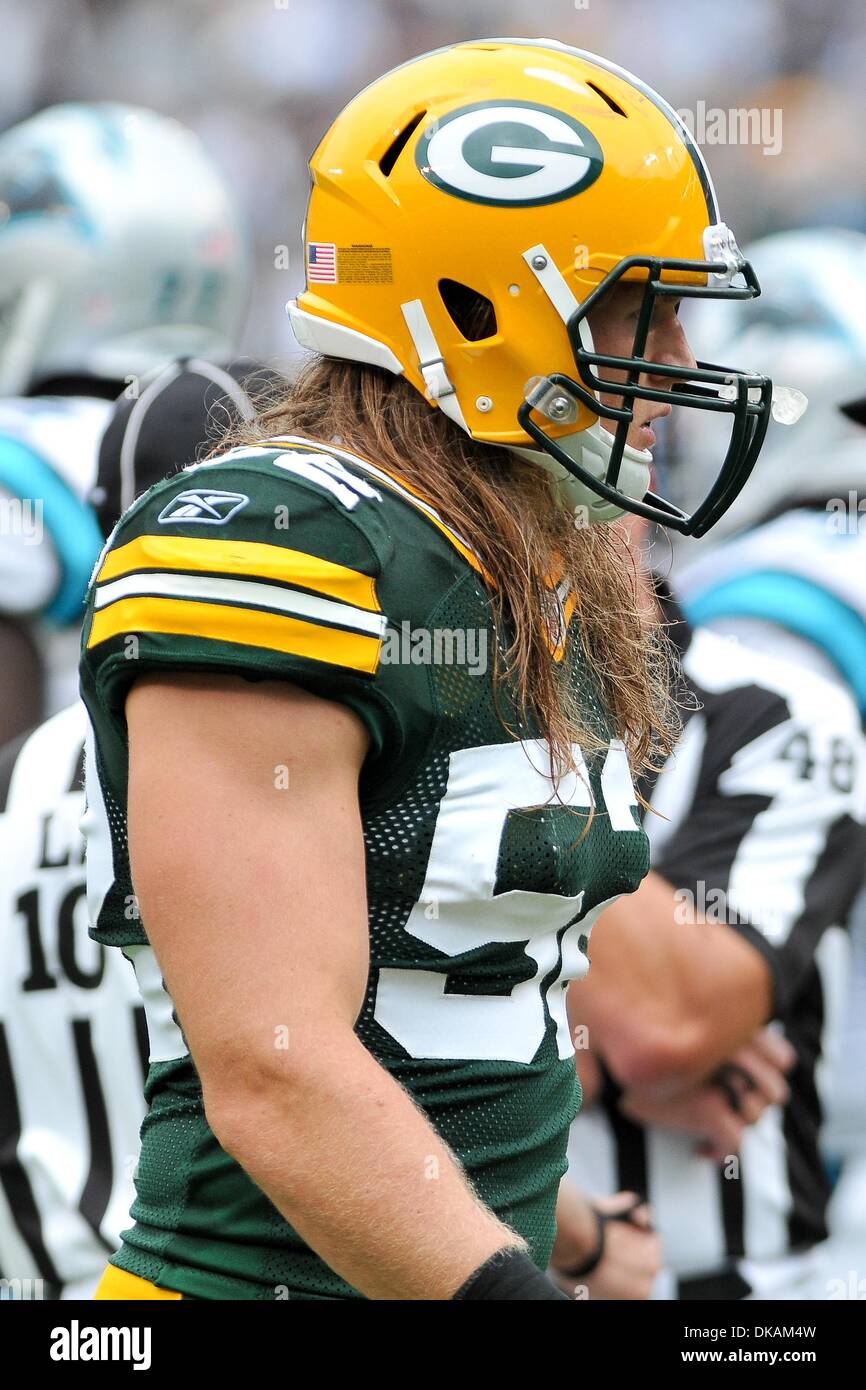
[668,227,866,540]
[288,37,775,536]
[0,104,250,395]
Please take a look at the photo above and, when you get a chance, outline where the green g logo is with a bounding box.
[416,101,603,207]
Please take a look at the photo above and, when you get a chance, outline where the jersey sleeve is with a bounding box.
[652,681,866,1018]
[81,451,399,761]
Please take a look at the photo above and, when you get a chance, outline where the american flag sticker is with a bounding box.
[308,242,338,283]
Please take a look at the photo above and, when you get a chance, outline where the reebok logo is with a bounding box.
[158,489,249,525]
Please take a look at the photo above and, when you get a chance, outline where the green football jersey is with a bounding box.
[80,434,649,1300]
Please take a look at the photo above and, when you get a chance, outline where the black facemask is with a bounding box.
[517,252,774,538]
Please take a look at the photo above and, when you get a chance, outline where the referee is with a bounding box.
[566,561,866,1300]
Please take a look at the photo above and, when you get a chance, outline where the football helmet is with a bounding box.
[0,104,250,395]
[288,37,777,535]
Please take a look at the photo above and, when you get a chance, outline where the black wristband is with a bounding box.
[555,1196,649,1281]
[453,1247,570,1301]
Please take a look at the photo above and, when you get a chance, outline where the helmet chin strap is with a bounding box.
[508,424,652,524]
[400,298,469,432]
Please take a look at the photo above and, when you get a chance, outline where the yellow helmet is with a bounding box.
[288,37,774,536]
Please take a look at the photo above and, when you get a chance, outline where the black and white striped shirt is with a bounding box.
[567,595,866,1299]
[0,704,146,1300]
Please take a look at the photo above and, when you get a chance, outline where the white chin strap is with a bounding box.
[399,298,469,431]
[288,295,469,431]
[510,425,652,525]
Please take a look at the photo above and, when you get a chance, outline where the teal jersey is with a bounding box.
[80,434,650,1299]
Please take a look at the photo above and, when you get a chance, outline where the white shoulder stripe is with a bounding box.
[94,570,388,637]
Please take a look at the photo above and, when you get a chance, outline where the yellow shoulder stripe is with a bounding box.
[87,596,381,673]
[95,1265,183,1301]
[97,534,380,614]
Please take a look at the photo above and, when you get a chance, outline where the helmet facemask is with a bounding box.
[516,237,775,537]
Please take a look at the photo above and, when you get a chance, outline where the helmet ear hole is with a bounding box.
[438,279,497,341]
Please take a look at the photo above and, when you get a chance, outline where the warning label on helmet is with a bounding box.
[337,244,394,284]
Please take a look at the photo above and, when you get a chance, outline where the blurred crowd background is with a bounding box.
[3,0,863,366]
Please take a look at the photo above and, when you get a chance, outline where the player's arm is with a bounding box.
[126,670,521,1302]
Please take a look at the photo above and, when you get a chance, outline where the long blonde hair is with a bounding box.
[244,355,680,780]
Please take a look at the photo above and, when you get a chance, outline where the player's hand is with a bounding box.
[551,1192,660,1301]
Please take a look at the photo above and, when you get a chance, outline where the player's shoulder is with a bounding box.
[101,431,487,589]
[83,437,396,698]
[86,431,470,672]
[98,434,393,580]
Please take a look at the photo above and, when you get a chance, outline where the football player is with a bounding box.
[82,38,784,1301]
[0,101,248,741]
[0,358,268,1300]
